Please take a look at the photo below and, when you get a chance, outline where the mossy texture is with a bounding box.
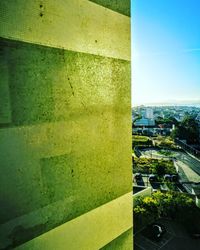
[0,39,131,248]
[89,0,130,16]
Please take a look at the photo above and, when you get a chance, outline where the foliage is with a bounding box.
[133,191,197,232]
[132,114,142,124]
[171,115,199,144]
[154,136,177,149]
[155,116,179,127]
[133,135,150,142]
[132,135,152,147]
[132,157,176,175]
[157,149,176,157]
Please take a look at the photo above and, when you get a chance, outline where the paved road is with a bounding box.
[139,148,200,193]
[177,152,200,176]
[175,161,200,183]
[141,149,200,177]
[141,149,178,160]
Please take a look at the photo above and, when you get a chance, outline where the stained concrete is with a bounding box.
[0,38,131,248]
[0,0,131,249]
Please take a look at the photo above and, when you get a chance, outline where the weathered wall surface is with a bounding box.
[0,0,132,249]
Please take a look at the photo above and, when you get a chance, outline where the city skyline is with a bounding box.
[131,0,200,106]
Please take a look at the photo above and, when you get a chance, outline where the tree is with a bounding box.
[133,191,197,233]
[171,115,199,144]
[155,116,179,128]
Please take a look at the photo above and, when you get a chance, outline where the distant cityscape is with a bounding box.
[132,105,200,143]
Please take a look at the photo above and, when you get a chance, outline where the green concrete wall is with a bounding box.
[101,229,133,250]
[89,0,130,16]
[0,1,131,249]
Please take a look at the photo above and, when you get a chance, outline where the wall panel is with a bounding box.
[0,0,132,249]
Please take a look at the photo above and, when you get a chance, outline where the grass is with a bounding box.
[157,149,176,157]
[133,135,150,141]
[132,135,152,147]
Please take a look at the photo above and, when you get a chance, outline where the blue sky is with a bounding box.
[131,0,200,106]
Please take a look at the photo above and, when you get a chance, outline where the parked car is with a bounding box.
[171,174,178,182]
[164,174,171,181]
[164,174,178,182]
[148,174,157,182]
[134,173,142,180]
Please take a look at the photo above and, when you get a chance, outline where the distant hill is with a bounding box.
[132,99,200,107]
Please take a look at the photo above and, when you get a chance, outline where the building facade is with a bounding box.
[0,1,132,249]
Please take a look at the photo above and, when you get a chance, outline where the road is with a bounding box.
[139,148,200,193]
[141,149,200,177]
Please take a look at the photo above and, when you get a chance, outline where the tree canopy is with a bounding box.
[155,116,179,127]
[134,191,198,233]
[171,115,199,144]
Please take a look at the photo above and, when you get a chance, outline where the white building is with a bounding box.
[145,107,154,119]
